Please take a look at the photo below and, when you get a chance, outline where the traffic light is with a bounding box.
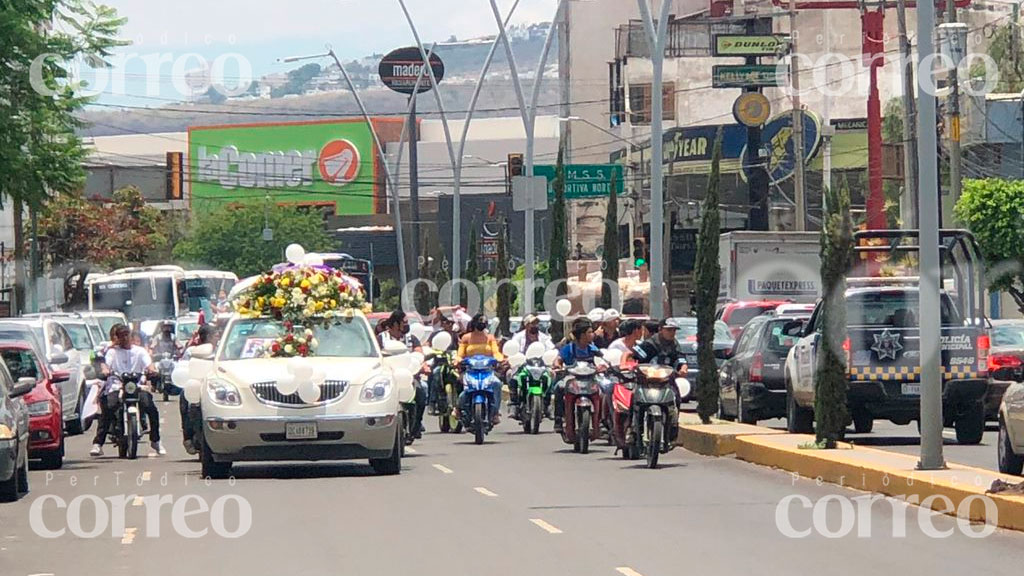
[507,153,524,177]
[633,238,647,267]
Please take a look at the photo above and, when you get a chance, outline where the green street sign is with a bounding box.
[713,35,790,57]
[532,164,625,199]
[712,65,788,88]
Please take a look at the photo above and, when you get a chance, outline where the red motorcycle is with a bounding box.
[610,361,640,459]
[560,361,604,454]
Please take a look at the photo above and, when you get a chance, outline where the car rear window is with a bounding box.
[993,325,1024,347]
[725,306,773,327]
[846,292,961,327]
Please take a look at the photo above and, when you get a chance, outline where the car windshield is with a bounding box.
[672,320,733,343]
[176,321,198,341]
[764,319,804,354]
[91,278,175,321]
[726,306,774,327]
[61,323,93,351]
[0,348,40,381]
[846,292,961,327]
[220,318,377,361]
[86,323,104,344]
[94,316,123,338]
[993,324,1024,347]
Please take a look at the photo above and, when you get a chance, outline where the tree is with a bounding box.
[464,218,479,306]
[970,22,1024,93]
[496,219,512,337]
[815,183,855,448]
[882,98,906,227]
[273,63,321,98]
[955,178,1024,312]
[601,177,620,309]
[1,1,127,311]
[695,130,723,424]
[549,147,569,342]
[173,204,335,277]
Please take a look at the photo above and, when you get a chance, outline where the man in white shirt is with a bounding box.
[607,319,644,361]
[91,324,165,456]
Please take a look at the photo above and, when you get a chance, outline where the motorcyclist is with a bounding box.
[426,312,459,410]
[551,318,603,433]
[149,321,179,358]
[593,309,622,349]
[627,318,687,406]
[607,319,644,362]
[90,323,166,457]
[456,313,505,425]
[506,314,554,407]
[377,310,426,439]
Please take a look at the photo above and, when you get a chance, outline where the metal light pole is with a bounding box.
[790,0,806,231]
[916,0,945,471]
[637,0,674,319]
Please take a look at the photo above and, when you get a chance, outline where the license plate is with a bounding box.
[285,422,318,440]
[901,384,921,396]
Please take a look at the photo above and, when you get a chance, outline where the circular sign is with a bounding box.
[318,139,361,187]
[379,47,445,95]
[733,92,771,127]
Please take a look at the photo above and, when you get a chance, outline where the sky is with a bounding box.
[87,0,558,107]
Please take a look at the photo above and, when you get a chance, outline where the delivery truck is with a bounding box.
[718,232,821,304]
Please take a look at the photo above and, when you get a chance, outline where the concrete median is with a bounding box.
[674,416,786,456]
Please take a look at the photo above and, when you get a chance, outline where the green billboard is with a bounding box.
[532,164,625,199]
[188,120,379,214]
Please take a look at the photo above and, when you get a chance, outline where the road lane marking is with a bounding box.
[433,464,454,474]
[406,447,417,454]
[28,573,55,576]
[121,528,137,545]
[529,519,562,534]
[141,471,152,482]
[474,487,498,497]
[132,496,144,507]
[617,568,644,576]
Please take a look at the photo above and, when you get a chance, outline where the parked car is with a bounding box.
[716,300,790,339]
[987,319,1024,422]
[667,317,735,402]
[0,362,35,501]
[175,313,202,347]
[719,313,810,424]
[195,312,403,479]
[999,381,1024,474]
[0,342,66,469]
[0,318,84,436]
[77,310,128,342]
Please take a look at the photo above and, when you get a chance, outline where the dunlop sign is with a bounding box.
[713,35,790,57]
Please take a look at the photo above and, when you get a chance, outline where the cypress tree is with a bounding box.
[465,218,479,307]
[549,146,568,342]
[496,218,512,337]
[601,176,620,309]
[695,129,723,424]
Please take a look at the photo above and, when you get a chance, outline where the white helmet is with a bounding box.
[587,308,606,323]
[602,308,621,323]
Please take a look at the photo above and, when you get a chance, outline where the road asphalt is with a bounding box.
[1,401,1023,576]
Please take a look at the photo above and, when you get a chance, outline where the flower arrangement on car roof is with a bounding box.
[233,263,370,358]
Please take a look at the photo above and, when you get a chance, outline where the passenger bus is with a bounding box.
[87,266,239,323]
[184,270,238,312]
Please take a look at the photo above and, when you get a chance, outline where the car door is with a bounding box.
[0,364,28,464]
[792,306,823,404]
[722,322,760,413]
[44,321,81,416]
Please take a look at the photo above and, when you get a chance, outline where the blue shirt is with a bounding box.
[559,342,600,365]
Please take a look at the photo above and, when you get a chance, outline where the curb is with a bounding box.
[676,421,786,456]
[735,434,1024,531]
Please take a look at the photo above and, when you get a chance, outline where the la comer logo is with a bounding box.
[318,139,360,187]
[194,138,361,189]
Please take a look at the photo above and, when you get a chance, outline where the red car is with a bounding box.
[716,300,791,339]
[0,342,67,469]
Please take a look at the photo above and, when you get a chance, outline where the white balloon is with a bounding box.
[603,348,623,367]
[408,351,425,370]
[676,377,692,400]
[432,332,453,352]
[276,373,299,396]
[288,356,314,381]
[310,368,327,386]
[502,341,520,359]
[508,353,527,370]
[410,323,428,343]
[188,359,212,381]
[184,379,203,404]
[171,364,190,389]
[542,349,559,367]
[285,243,306,265]
[525,342,546,360]
[297,380,321,404]
[393,368,414,389]
[555,299,572,317]
[588,307,606,323]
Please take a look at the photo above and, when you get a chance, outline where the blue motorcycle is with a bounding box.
[459,355,500,445]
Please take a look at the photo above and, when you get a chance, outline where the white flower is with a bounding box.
[304,329,314,338]
[284,344,294,354]
[309,338,319,349]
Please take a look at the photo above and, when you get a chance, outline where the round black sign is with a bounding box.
[378,47,445,95]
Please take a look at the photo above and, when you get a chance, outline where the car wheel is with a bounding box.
[955,402,985,445]
[717,394,735,422]
[852,408,874,434]
[999,417,1024,475]
[39,436,64,470]
[16,453,29,495]
[200,437,232,480]
[737,386,756,425]
[65,388,85,436]
[370,426,402,476]
[786,378,814,434]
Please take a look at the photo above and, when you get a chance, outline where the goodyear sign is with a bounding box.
[713,35,790,57]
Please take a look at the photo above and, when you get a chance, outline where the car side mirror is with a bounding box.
[782,320,806,338]
[10,377,35,398]
[51,370,71,384]
[382,340,408,357]
[48,352,69,366]
[190,344,215,360]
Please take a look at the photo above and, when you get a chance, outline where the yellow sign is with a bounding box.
[951,116,961,142]
[733,92,772,127]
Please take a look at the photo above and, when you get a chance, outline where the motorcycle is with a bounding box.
[511,357,552,435]
[428,349,462,434]
[559,360,604,454]
[630,363,688,469]
[609,364,640,459]
[156,352,176,402]
[109,372,148,460]
[459,355,500,445]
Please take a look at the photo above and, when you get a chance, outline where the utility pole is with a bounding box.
[822,11,833,197]
[945,0,963,226]
[897,0,919,228]
[746,17,770,231]
[29,207,38,313]
[917,0,945,471]
[790,0,806,231]
[559,0,572,163]
[409,94,421,279]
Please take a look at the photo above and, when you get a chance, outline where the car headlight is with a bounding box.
[0,424,13,440]
[360,378,392,403]
[207,378,242,407]
[28,401,52,416]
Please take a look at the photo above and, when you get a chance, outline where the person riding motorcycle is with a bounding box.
[149,321,179,358]
[90,323,166,457]
[551,318,603,433]
[627,318,687,406]
[456,313,505,425]
[426,313,459,409]
[505,313,554,406]
[593,309,622,349]
[607,319,644,360]
[377,310,427,439]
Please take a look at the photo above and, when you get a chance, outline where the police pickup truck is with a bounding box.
[782,230,990,444]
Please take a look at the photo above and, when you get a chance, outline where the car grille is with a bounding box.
[250,380,349,406]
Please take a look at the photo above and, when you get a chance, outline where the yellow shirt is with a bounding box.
[459,335,503,361]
